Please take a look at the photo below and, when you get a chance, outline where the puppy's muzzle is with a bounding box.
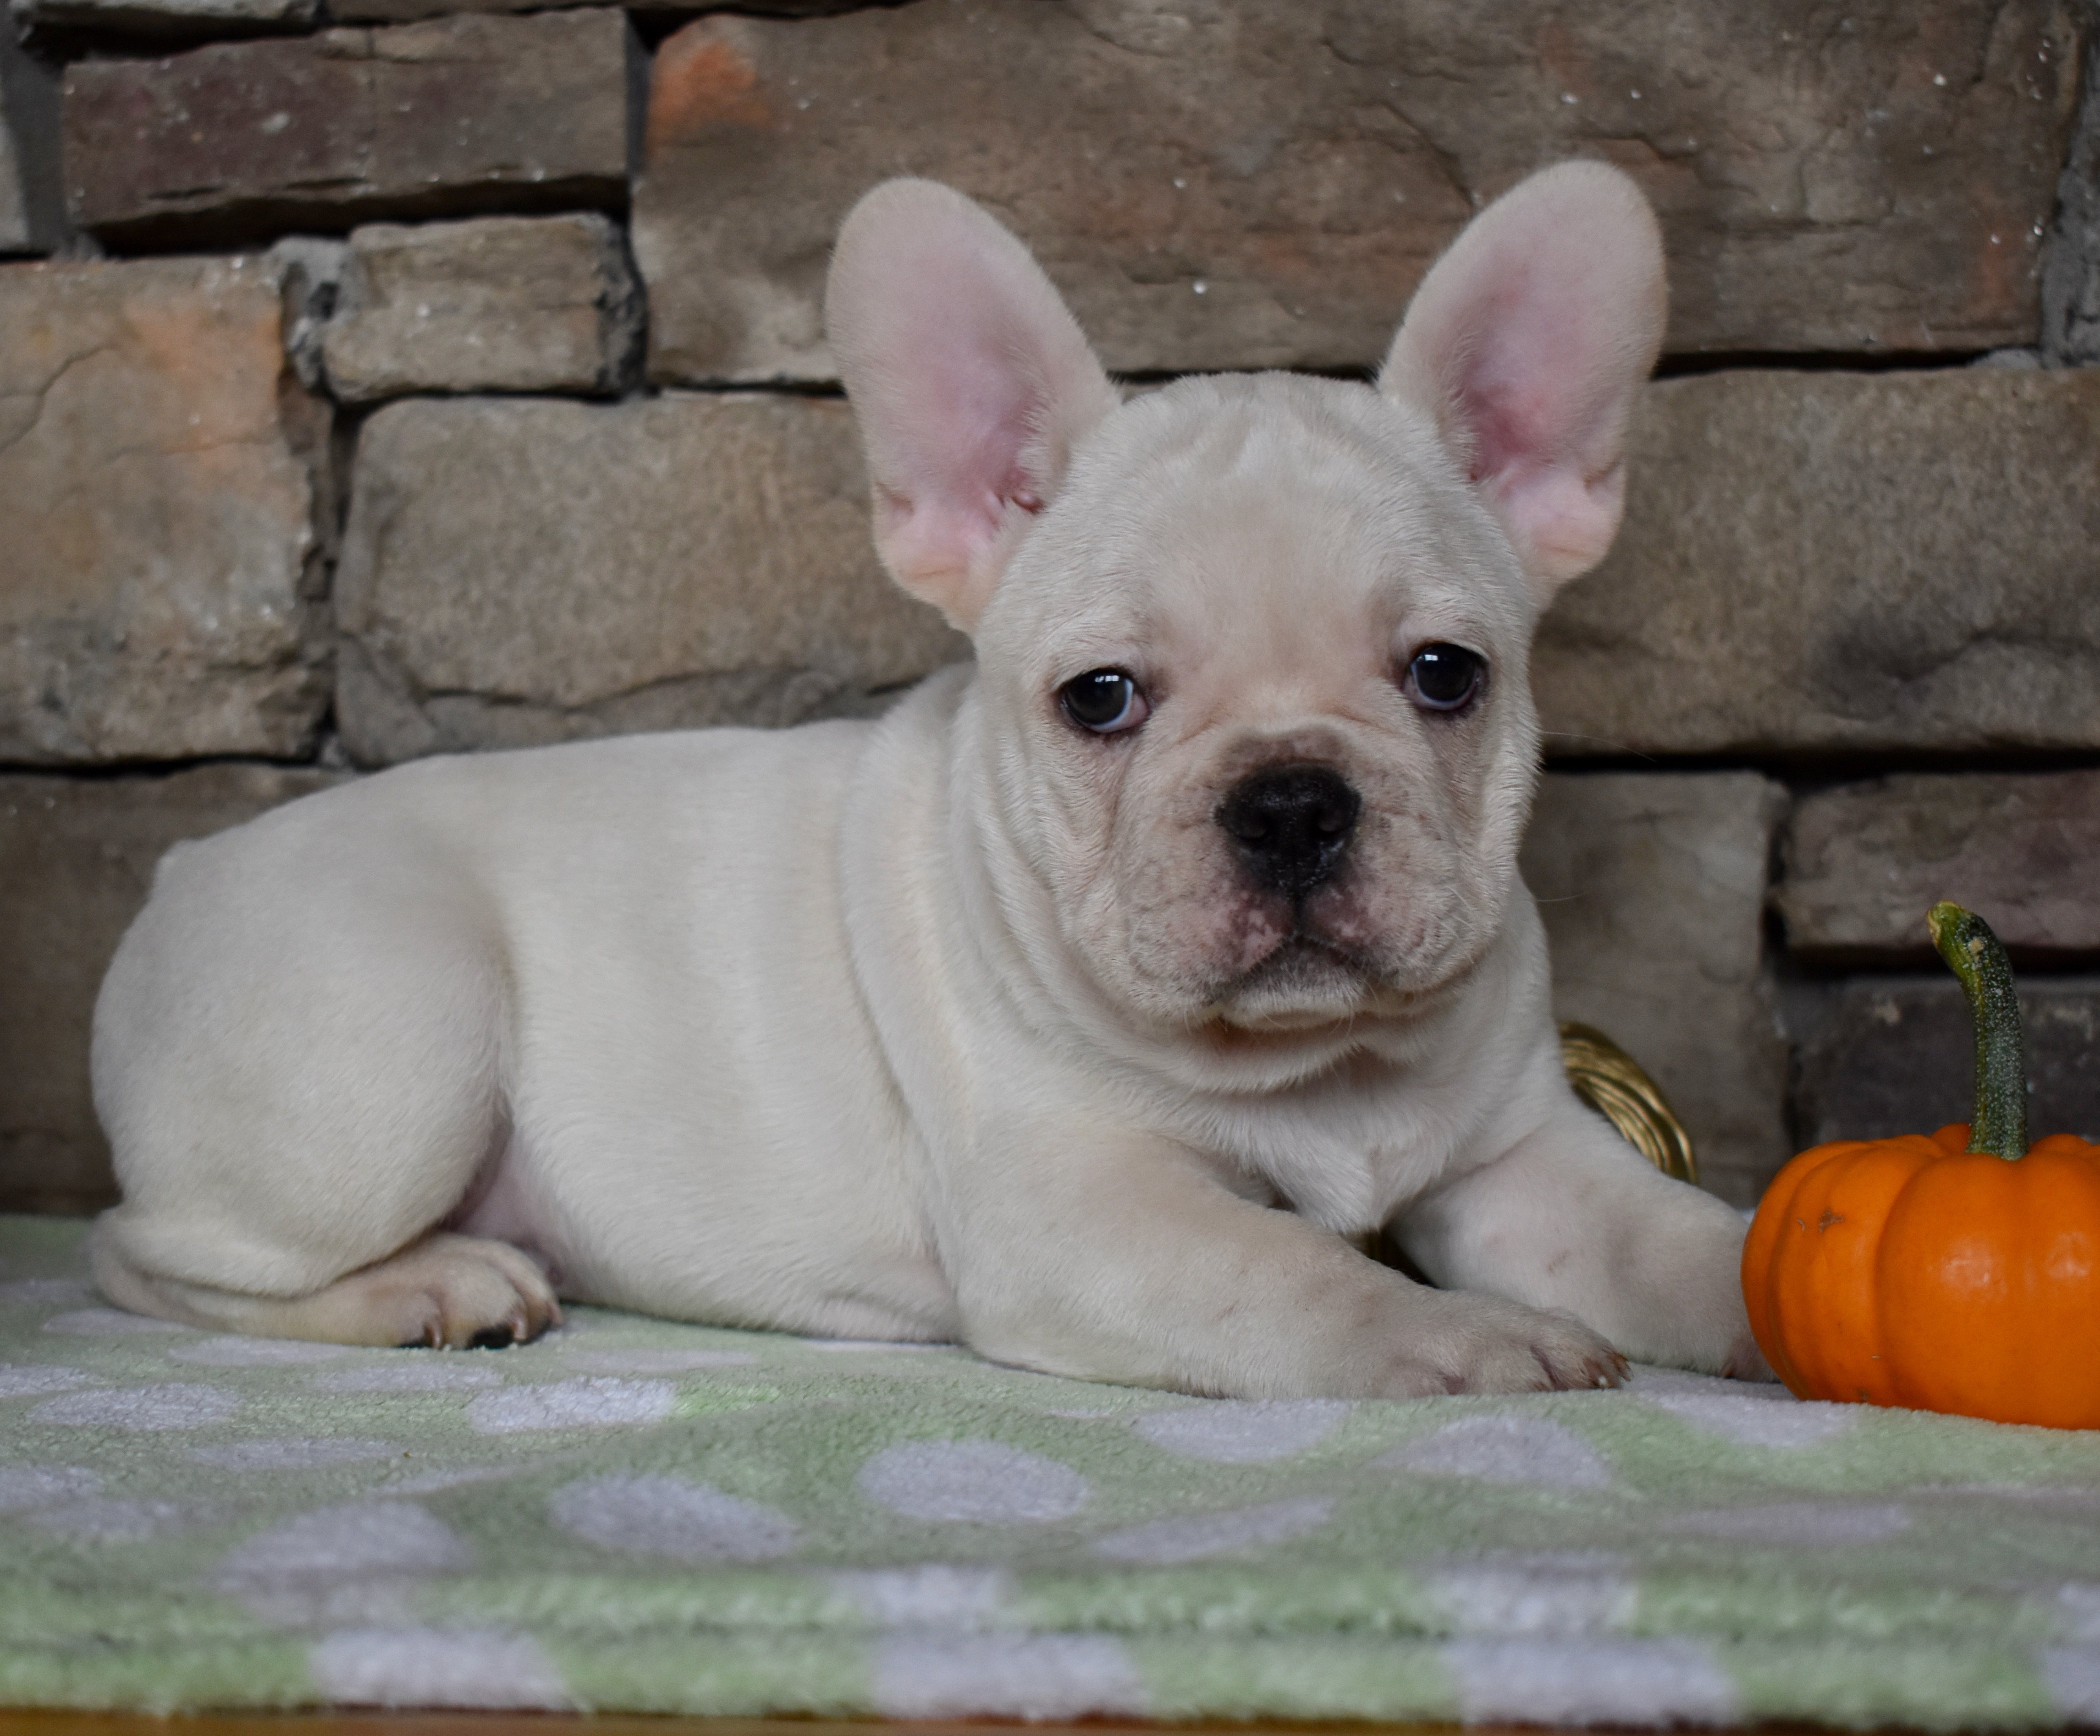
[1216,764,1361,901]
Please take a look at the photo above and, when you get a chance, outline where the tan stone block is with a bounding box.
[0,766,339,1214]
[333,0,854,22]
[1777,771,2100,962]
[634,0,2081,383]
[1521,771,1789,1208]
[334,393,968,764]
[320,214,641,401]
[1535,369,2100,757]
[0,255,329,763]
[61,11,641,247]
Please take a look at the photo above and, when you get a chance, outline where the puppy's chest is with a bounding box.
[1198,1087,1464,1236]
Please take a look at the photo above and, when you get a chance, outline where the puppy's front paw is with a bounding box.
[1384,1293,1626,1397]
[349,1233,562,1350]
[1719,1325,1778,1383]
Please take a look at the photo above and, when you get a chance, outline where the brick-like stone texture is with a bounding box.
[1535,369,2100,759]
[1520,771,1789,1208]
[335,0,862,22]
[62,10,642,247]
[1779,772,2100,964]
[0,256,330,763]
[0,766,339,1213]
[319,213,641,401]
[1795,978,2100,1149]
[334,393,968,765]
[634,0,2082,384]
[0,27,63,256]
[16,0,316,41]
[2042,28,2100,364]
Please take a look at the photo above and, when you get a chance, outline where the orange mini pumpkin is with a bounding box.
[1742,902,2100,1430]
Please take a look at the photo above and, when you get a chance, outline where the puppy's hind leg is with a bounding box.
[93,1228,560,1349]
[89,819,556,1348]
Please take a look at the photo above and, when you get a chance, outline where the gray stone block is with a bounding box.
[634,0,2082,383]
[1521,771,1790,1209]
[2042,28,2100,364]
[0,27,62,256]
[61,10,643,247]
[318,214,641,402]
[1778,771,2100,964]
[0,255,331,763]
[1535,369,2100,758]
[0,766,340,1215]
[1794,978,2100,1150]
[334,393,968,766]
[12,0,315,41]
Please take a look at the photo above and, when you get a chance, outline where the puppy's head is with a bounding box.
[828,166,1663,1042]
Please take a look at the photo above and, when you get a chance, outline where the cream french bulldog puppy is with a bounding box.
[89,162,1767,1396]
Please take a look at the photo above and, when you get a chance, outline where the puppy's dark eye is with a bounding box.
[1059,668,1149,735]
[1406,644,1485,713]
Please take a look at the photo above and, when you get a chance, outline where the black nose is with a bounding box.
[1215,765,1362,899]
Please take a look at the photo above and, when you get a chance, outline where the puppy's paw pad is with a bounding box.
[363,1234,560,1351]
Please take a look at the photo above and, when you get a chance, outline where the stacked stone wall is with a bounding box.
[3,0,2097,1212]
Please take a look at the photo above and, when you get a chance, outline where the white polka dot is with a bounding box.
[1631,1367,1854,1447]
[192,1438,400,1470]
[873,1634,1146,1720]
[27,1498,196,1543]
[313,1360,504,1393]
[169,1336,352,1366]
[216,1501,468,1592]
[0,1365,93,1398]
[1094,1496,1334,1565]
[466,1378,675,1434]
[1443,1636,1738,1724]
[30,1382,239,1431]
[0,1278,93,1305]
[1377,1415,1612,1488]
[1643,1388,1855,1447]
[829,1565,1013,1629]
[2059,1583,2100,1643]
[309,1627,569,1709]
[1429,1552,1637,1635]
[0,1465,101,1512]
[2042,1646,2100,1720]
[561,1347,755,1374]
[859,1441,1091,1523]
[548,1474,798,1561]
[1663,1502,1909,1546]
[1132,1399,1351,1463]
[43,1308,187,1337]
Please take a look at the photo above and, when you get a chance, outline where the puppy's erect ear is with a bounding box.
[1378,161,1665,601]
[827,180,1119,633]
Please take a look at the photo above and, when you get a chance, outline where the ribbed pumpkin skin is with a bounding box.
[1743,1124,2100,1429]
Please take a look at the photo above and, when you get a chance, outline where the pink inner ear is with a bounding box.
[827,179,1116,628]
[1379,161,1665,594]
[1458,284,1598,486]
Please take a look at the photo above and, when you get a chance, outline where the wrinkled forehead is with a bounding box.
[1002,374,1533,664]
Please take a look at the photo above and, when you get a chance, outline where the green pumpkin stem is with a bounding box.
[1927,901,2029,1161]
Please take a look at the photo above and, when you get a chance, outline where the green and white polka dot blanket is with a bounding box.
[4,1214,2099,1726]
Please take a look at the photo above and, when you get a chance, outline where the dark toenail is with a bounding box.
[468,1325,516,1349]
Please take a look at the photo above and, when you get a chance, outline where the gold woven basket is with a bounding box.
[1558,1021,1698,1185]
